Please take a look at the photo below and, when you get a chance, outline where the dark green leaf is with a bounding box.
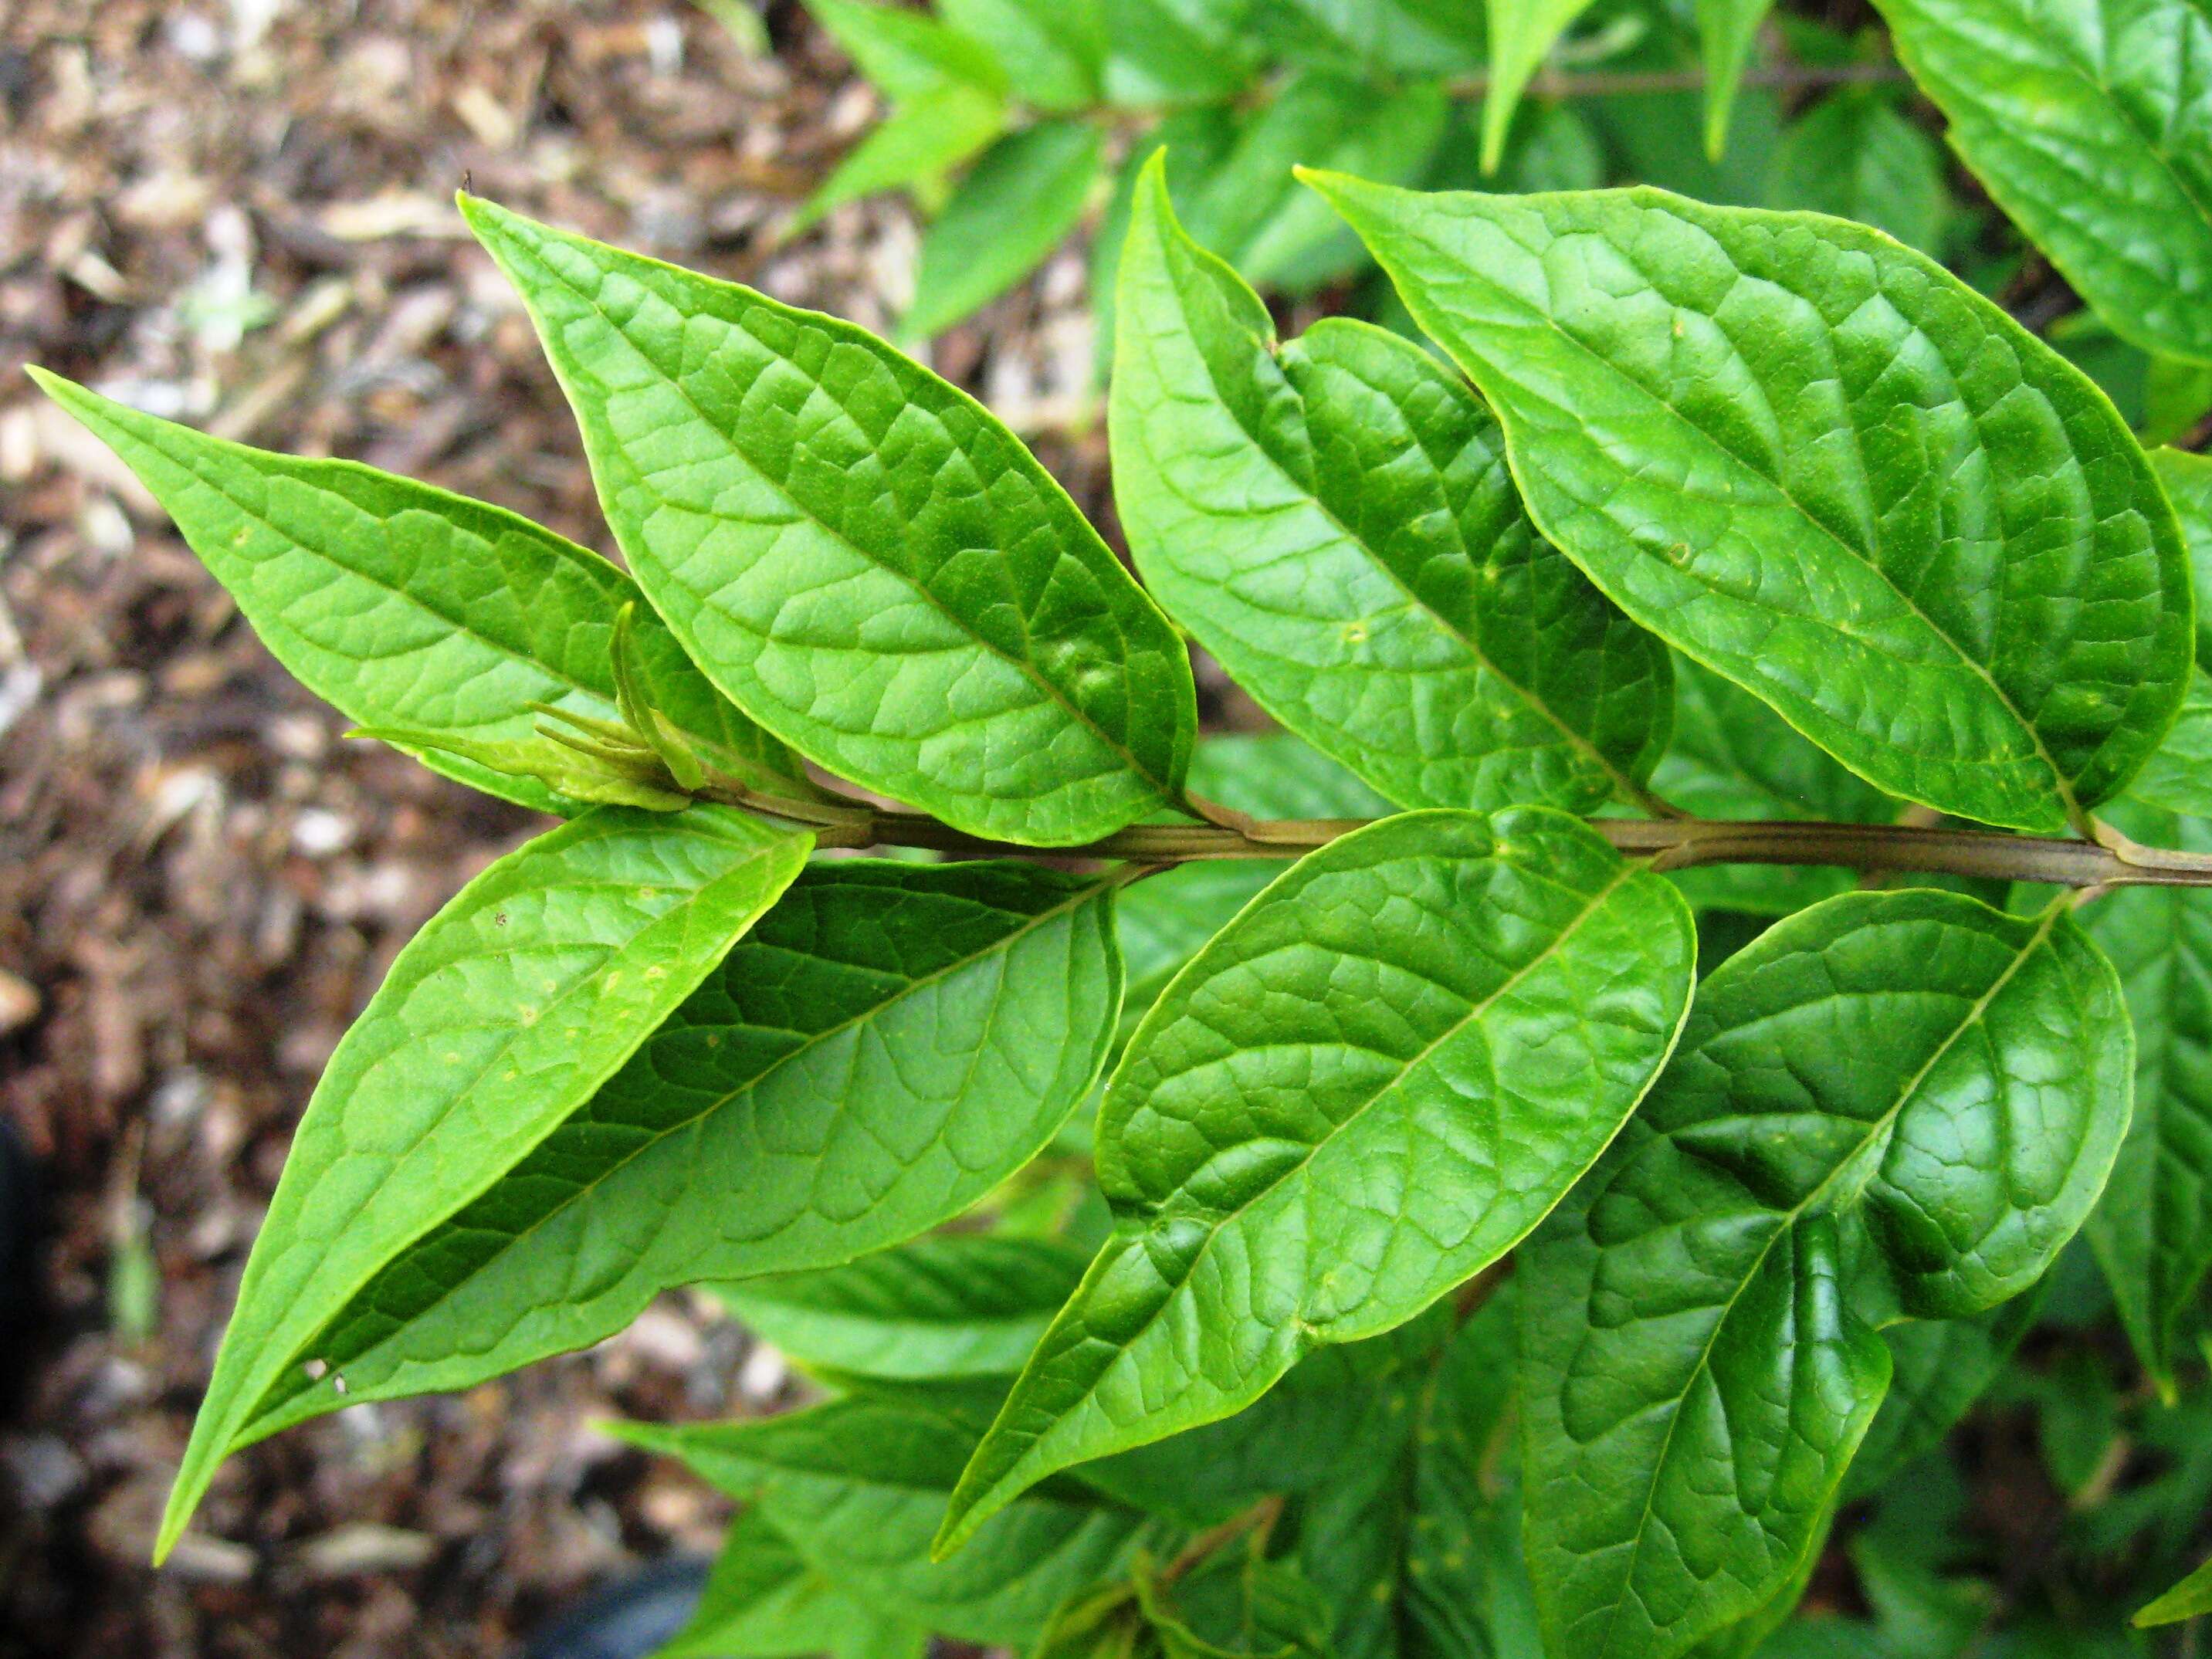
[618,1382,1156,1645]
[903,119,1103,341]
[227,860,1122,1453]
[940,807,1696,1555]
[1872,0,2212,364]
[1112,161,1671,814]
[158,807,811,1560]
[716,1234,1091,1380]
[1313,174,2193,833]
[463,197,1198,845]
[28,370,805,815]
[1844,1291,2045,1497]
[1520,888,2133,1659]
[660,1508,928,1658]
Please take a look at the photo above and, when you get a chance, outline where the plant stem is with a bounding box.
[703,782,2212,890]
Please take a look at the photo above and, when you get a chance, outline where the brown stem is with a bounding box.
[703,783,2212,891]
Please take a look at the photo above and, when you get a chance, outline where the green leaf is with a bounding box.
[938,0,1106,110]
[224,860,1123,1451]
[1311,174,2194,834]
[1481,0,1598,174]
[26,369,805,816]
[938,807,1697,1556]
[462,197,1198,845]
[2143,357,2212,447]
[792,80,1008,235]
[2154,448,2212,668]
[1177,75,1450,293]
[1519,888,2133,1659]
[156,806,811,1561]
[1112,161,1672,818]
[903,120,1104,341]
[659,1508,928,1659]
[1871,0,2212,364]
[1116,735,1392,1042]
[2081,801,2212,1396]
[1768,92,1952,256]
[801,0,1006,96]
[1652,657,1898,917]
[1100,0,1262,106]
[716,1234,1092,1380]
[1844,1291,2045,1497]
[2136,1551,2212,1628]
[1258,0,1487,76]
[1696,0,1776,160]
[1091,107,1245,384]
[618,1382,1156,1645]
[2127,673,2212,817]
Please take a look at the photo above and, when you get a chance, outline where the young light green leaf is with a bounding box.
[1652,657,1898,917]
[2136,1551,2212,1628]
[1117,735,1392,1041]
[2081,801,2212,1397]
[791,80,1008,235]
[617,1383,1155,1646]
[27,369,805,816]
[1872,0,2212,364]
[1177,74,1449,293]
[1310,174,2193,834]
[157,806,811,1562]
[801,0,1006,96]
[1111,159,1672,817]
[716,1234,1092,1380]
[1481,0,1597,173]
[1696,0,1775,160]
[1769,91,1952,256]
[1520,888,2133,1659]
[462,197,1197,845]
[1844,1292,2045,1498]
[938,807,1697,1557]
[661,1508,929,1659]
[937,0,1105,110]
[903,119,1103,342]
[224,859,1123,1452]
[347,725,693,811]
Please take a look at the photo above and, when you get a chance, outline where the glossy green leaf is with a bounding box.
[1177,75,1450,294]
[1844,1292,2045,1497]
[792,80,1008,234]
[463,196,1197,845]
[939,807,1697,1556]
[27,369,805,816]
[1695,0,1775,160]
[618,1382,1154,1645]
[225,859,1122,1451]
[1481,0,1598,173]
[802,0,1005,96]
[2135,1551,2212,1628]
[2081,802,2212,1395]
[660,1508,928,1659]
[1116,735,1391,1042]
[1520,889,2133,1659]
[1872,0,2212,364]
[1768,92,1952,256]
[938,0,1105,110]
[1313,174,2193,834]
[1112,160,1672,817]
[903,120,1103,341]
[717,1234,1091,1380]
[158,806,811,1561]
[1652,657,1898,917]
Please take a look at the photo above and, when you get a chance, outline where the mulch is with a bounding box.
[0,2,1106,1652]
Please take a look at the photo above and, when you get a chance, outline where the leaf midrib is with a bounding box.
[1391,204,2085,817]
[246,879,1113,1427]
[1583,902,2061,1659]
[1143,273,1653,807]
[505,222,1181,807]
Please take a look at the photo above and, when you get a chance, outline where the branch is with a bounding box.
[702,783,2212,891]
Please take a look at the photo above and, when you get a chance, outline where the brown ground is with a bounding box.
[0,4,1106,1652]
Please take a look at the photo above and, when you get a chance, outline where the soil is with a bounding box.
[0,2,1106,1652]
